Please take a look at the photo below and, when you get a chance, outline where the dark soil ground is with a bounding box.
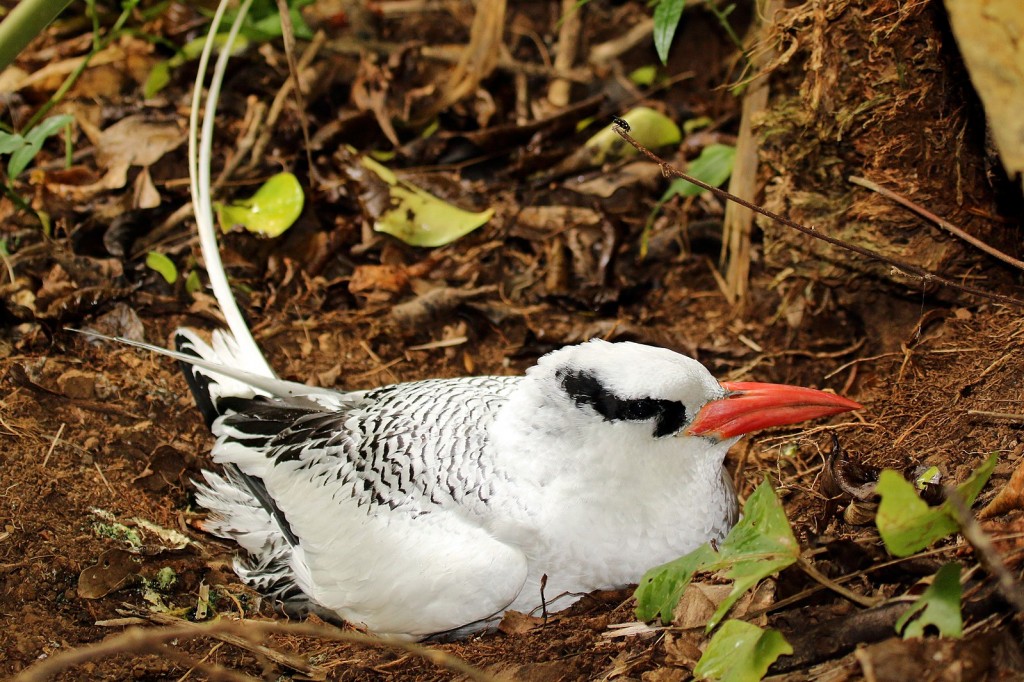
[2,1,1023,680]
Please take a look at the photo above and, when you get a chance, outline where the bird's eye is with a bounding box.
[559,370,687,438]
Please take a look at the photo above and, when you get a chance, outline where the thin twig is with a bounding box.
[797,556,879,608]
[93,461,114,494]
[41,422,65,467]
[12,618,500,682]
[611,126,1024,307]
[968,410,1024,423]
[146,612,319,677]
[849,175,1024,272]
[947,488,1024,614]
[274,1,315,180]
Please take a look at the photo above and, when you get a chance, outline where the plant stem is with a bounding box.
[0,0,74,75]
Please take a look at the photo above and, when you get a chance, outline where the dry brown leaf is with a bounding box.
[945,0,1024,189]
[77,548,141,599]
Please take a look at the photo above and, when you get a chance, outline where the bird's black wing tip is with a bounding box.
[175,332,220,428]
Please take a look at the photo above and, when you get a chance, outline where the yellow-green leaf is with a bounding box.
[629,65,659,86]
[360,157,493,247]
[693,620,792,682]
[184,270,201,295]
[376,185,493,247]
[215,172,304,238]
[584,106,681,165]
[146,251,177,284]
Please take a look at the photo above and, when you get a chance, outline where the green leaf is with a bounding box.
[664,144,737,199]
[895,563,963,639]
[7,114,73,179]
[693,620,793,682]
[0,132,26,155]
[876,454,997,557]
[143,60,171,99]
[360,157,494,247]
[584,106,681,165]
[635,482,800,628]
[653,0,686,64]
[23,114,74,145]
[629,65,658,86]
[215,172,304,238]
[375,185,494,247]
[634,543,718,623]
[184,270,202,295]
[146,251,178,284]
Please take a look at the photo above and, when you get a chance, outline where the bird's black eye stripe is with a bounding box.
[556,369,687,438]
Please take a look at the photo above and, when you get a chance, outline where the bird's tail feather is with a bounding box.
[188,0,272,380]
[194,468,302,598]
[68,329,338,404]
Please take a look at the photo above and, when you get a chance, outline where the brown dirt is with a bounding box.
[2,1,1023,680]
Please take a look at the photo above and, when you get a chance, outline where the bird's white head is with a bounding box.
[524,338,861,445]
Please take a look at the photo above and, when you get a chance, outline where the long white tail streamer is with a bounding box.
[188,0,274,378]
[68,329,339,402]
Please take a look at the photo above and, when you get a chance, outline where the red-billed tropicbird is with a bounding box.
[84,0,862,640]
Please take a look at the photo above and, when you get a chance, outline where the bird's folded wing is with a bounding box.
[210,386,527,638]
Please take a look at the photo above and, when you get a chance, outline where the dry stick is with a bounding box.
[247,32,326,173]
[274,0,315,180]
[145,612,320,678]
[967,410,1024,422]
[547,0,580,108]
[849,175,1024,272]
[41,422,65,467]
[720,0,784,304]
[797,555,879,608]
[13,619,499,682]
[611,126,1024,308]
[947,488,1024,614]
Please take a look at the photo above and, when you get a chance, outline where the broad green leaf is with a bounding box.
[640,143,736,258]
[876,454,997,557]
[683,116,714,135]
[635,482,800,629]
[584,106,681,165]
[7,114,73,178]
[916,465,940,488]
[895,563,963,639]
[361,155,398,184]
[146,251,178,284]
[706,480,800,630]
[664,144,737,199]
[653,0,686,64]
[247,7,313,41]
[360,157,493,247]
[145,34,251,98]
[634,543,718,623]
[215,172,304,238]
[693,620,793,682]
